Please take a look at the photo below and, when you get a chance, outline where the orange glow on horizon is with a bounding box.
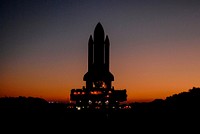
[1,50,200,104]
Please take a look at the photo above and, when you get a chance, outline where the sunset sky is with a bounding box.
[1,0,200,103]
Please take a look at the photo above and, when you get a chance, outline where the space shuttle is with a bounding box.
[70,23,127,107]
[83,22,114,89]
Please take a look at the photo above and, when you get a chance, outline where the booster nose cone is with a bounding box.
[94,22,105,43]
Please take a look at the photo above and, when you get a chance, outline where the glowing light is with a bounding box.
[88,100,92,104]
[91,91,102,94]
[76,106,81,110]
[105,100,109,105]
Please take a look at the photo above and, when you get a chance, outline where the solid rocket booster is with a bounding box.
[88,35,93,71]
[105,35,110,71]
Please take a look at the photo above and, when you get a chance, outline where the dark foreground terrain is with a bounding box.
[1,87,200,133]
[1,108,200,133]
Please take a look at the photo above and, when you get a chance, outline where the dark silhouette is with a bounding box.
[70,22,127,110]
[130,87,200,114]
[1,87,200,132]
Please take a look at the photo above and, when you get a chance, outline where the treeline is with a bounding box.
[130,87,200,113]
[0,96,49,113]
[0,96,70,113]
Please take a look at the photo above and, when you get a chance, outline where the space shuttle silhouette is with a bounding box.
[70,22,127,110]
[84,22,114,89]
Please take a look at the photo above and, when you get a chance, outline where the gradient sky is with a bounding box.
[1,0,200,103]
